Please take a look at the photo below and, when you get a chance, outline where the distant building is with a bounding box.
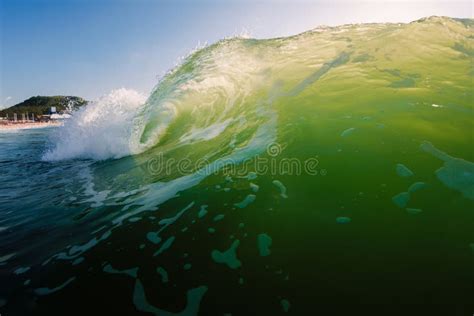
[50,113,71,120]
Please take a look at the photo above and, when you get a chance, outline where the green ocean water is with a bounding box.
[0,17,473,315]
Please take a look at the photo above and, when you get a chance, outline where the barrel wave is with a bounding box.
[1,17,473,315]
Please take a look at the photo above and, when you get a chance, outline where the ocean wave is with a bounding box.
[43,88,146,161]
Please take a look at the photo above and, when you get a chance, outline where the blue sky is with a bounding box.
[0,0,471,107]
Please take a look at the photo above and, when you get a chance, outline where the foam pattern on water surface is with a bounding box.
[213,214,225,222]
[156,267,169,283]
[198,205,208,218]
[392,192,410,208]
[133,280,208,316]
[421,141,474,200]
[396,164,414,177]
[103,263,138,278]
[153,236,176,257]
[257,233,273,256]
[211,240,242,269]
[408,182,426,193]
[34,277,76,296]
[234,194,256,208]
[336,216,352,224]
[281,299,291,312]
[272,180,288,198]
[341,127,356,137]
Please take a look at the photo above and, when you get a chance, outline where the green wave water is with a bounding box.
[1,17,473,315]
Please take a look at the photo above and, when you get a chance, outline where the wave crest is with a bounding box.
[43,88,146,161]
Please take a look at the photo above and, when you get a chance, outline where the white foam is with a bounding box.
[180,119,232,143]
[43,89,146,161]
[0,253,15,263]
[14,266,30,275]
[133,280,207,316]
[272,180,288,198]
[34,277,76,296]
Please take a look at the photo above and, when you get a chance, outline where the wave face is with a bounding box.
[128,38,284,156]
[2,17,474,315]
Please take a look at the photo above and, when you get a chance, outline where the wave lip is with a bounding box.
[43,88,146,161]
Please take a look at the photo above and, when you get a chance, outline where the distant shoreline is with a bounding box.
[0,121,62,131]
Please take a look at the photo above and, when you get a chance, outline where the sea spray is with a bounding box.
[43,88,146,161]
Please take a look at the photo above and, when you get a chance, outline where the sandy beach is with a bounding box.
[0,121,62,130]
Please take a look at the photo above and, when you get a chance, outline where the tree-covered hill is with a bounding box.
[0,96,87,118]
